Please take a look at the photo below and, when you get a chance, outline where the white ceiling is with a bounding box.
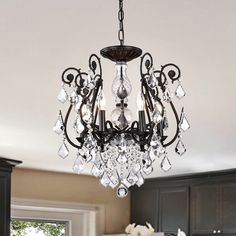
[1,0,236,177]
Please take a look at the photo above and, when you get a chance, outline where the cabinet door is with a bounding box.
[220,183,236,234]
[191,184,220,235]
[159,187,189,234]
[0,171,11,236]
[131,189,158,231]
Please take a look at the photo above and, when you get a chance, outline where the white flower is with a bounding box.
[125,223,154,236]
[178,228,186,236]
[125,223,136,234]
[146,222,154,233]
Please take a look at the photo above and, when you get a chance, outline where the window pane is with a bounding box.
[11,219,66,236]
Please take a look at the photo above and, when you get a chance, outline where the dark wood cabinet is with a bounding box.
[191,182,236,235]
[131,170,236,236]
[191,184,220,235]
[131,188,158,230]
[221,183,236,234]
[0,158,21,236]
[159,187,189,234]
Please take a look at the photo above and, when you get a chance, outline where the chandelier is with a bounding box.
[54,0,190,198]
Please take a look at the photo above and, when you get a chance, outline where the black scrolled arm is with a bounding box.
[60,106,83,149]
[89,54,102,79]
[62,67,81,86]
[161,63,181,84]
[163,101,180,147]
[140,52,153,78]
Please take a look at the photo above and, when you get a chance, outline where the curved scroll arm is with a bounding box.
[163,101,180,147]
[140,52,153,78]
[62,67,81,86]
[89,54,102,80]
[60,106,82,149]
[161,63,181,84]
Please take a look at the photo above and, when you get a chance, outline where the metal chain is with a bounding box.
[118,0,125,46]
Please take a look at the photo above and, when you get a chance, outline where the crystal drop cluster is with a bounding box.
[55,56,190,198]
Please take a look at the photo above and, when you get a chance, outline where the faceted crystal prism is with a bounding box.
[147,69,157,89]
[163,116,169,131]
[149,134,165,160]
[57,88,68,103]
[100,172,110,187]
[91,164,103,177]
[74,116,84,134]
[58,142,69,159]
[73,157,84,174]
[117,153,127,164]
[163,88,172,102]
[179,111,190,132]
[70,90,78,104]
[175,139,186,156]
[82,104,92,124]
[74,95,83,113]
[53,118,63,135]
[161,156,172,172]
[142,165,153,175]
[152,103,163,123]
[175,83,186,99]
[109,171,119,189]
[117,184,128,198]
[127,172,138,186]
[136,172,144,187]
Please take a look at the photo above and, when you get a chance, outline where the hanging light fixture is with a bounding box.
[54,0,190,198]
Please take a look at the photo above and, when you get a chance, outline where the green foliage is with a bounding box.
[11,219,66,236]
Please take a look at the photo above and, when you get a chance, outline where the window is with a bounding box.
[11,198,105,236]
[11,219,67,236]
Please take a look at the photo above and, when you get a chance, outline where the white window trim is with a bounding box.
[11,198,105,236]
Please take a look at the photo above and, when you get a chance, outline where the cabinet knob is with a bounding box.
[213,230,216,234]
[217,230,221,234]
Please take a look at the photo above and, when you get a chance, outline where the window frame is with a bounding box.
[11,198,105,236]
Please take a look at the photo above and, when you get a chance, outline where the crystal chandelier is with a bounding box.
[54,0,190,198]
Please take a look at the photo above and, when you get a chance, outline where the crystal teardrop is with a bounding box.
[57,88,68,103]
[117,184,128,198]
[91,164,104,177]
[163,116,169,131]
[74,116,84,134]
[109,171,119,189]
[175,83,186,99]
[179,111,190,131]
[152,104,163,123]
[142,165,153,175]
[163,88,172,102]
[147,69,156,89]
[58,142,69,159]
[175,139,186,156]
[100,172,110,187]
[117,153,127,164]
[127,172,138,186]
[53,118,63,135]
[161,156,172,172]
[70,90,78,104]
[136,172,144,187]
[73,157,84,174]
[74,95,83,113]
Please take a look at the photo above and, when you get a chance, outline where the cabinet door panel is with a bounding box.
[0,172,11,236]
[159,187,189,234]
[131,189,158,231]
[191,184,219,234]
[221,183,236,233]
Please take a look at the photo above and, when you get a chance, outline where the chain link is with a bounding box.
[118,0,124,45]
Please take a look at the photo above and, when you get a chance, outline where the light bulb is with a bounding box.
[137,91,145,111]
[98,90,106,110]
[112,62,132,100]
